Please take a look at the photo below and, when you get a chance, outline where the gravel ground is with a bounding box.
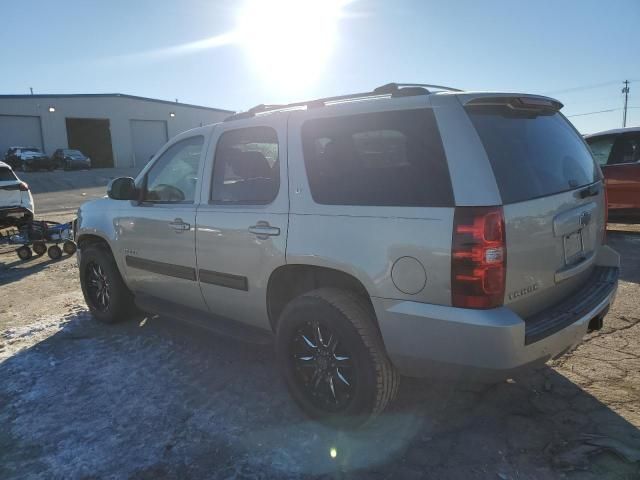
[0,219,639,479]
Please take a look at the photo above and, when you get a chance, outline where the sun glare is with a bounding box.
[237,0,348,93]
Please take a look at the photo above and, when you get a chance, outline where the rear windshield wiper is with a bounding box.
[576,183,600,198]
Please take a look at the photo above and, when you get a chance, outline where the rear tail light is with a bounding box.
[18,181,29,192]
[451,206,506,309]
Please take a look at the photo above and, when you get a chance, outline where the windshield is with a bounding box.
[467,107,599,204]
[66,150,84,158]
[24,148,40,153]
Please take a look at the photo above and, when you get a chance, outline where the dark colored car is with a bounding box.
[585,127,640,223]
[51,149,92,170]
[4,146,54,171]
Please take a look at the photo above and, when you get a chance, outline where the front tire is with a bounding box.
[276,288,399,428]
[79,244,134,323]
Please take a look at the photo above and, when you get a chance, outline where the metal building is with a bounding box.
[0,94,232,168]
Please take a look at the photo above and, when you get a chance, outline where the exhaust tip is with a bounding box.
[587,311,607,333]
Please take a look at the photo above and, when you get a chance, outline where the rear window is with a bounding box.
[301,109,453,207]
[467,107,598,204]
[0,167,17,181]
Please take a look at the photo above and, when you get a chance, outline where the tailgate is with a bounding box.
[0,184,23,206]
[465,96,604,317]
[503,186,605,317]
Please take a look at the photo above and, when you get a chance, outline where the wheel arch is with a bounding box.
[266,264,379,334]
[76,232,130,284]
[77,232,112,253]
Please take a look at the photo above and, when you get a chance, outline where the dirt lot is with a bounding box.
[1,215,639,479]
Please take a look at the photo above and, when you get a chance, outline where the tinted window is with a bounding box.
[0,167,17,181]
[301,109,453,206]
[467,107,598,204]
[609,134,640,165]
[211,127,279,204]
[143,136,203,203]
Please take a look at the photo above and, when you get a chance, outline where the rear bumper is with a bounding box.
[0,205,33,218]
[374,246,620,381]
[0,206,33,227]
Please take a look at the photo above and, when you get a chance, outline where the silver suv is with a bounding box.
[76,83,620,426]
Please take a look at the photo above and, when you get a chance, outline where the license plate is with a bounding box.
[564,230,584,262]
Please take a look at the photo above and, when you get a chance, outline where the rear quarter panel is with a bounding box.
[286,210,454,304]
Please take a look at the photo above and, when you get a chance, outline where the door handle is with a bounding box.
[249,221,280,238]
[169,218,190,232]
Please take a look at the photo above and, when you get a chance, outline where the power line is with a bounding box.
[544,80,635,96]
[565,105,640,118]
[566,108,619,118]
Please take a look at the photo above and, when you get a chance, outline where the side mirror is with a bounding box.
[107,177,137,200]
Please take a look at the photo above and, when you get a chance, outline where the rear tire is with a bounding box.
[79,244,134,324]
[276,288,399,428]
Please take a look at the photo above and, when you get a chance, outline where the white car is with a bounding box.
[0,161,34,228]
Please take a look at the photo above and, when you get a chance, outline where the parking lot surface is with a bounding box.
[0,171,639,479]
[20,168,140,215]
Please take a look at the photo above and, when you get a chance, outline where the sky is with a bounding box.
[1,0,639,134]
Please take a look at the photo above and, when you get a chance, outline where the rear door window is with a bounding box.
[609,133,640,165]
[467,107,598,204]
[301,109,453,207]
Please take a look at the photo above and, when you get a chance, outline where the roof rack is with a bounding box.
[224,82,462,122]
[373,83,463,94]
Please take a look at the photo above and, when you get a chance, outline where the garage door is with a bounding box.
[131,120,168,167]
[0,115,43,155]
[66,118,115,168]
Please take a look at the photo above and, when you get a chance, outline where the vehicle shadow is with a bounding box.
[0,254,70,287]
[1,312,638,479]
[606,230,640,284]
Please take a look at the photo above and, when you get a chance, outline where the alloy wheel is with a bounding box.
[86,261,111,312]
[289,319,355,412]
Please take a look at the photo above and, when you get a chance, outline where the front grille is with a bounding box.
[524,266,618,345]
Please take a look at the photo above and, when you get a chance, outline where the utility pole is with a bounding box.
[622,80,630,128]
[29,87,33,95]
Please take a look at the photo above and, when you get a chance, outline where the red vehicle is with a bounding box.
[585,127,640,222]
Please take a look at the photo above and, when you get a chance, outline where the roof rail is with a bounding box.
[223,82,463,122]
[373,83,463,94]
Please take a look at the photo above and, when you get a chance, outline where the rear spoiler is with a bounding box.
[464,96,563,113]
